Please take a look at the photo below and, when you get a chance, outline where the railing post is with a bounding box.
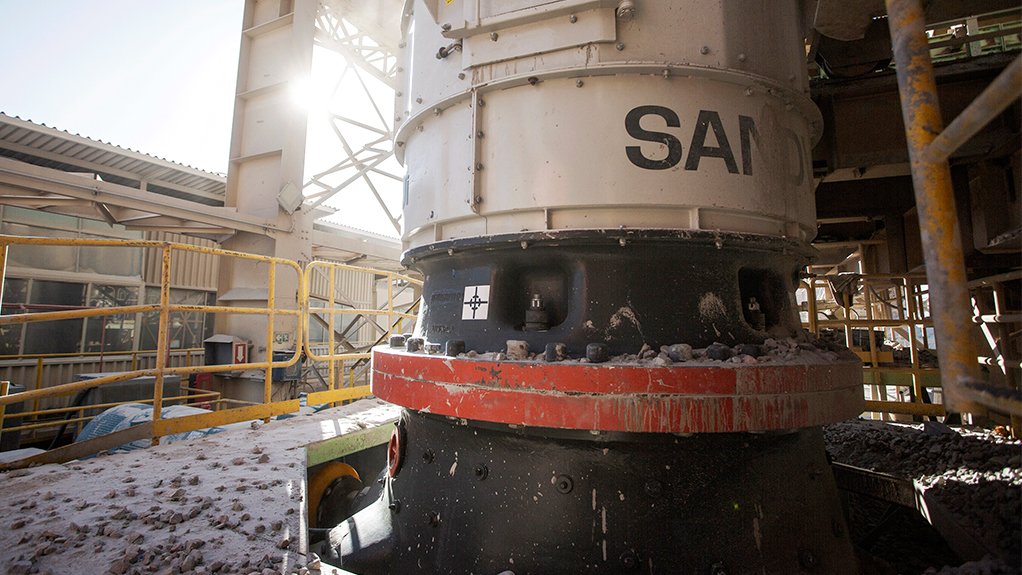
[387,273,394,338]
[0,380,9,446]
[264,261,276,420]
[0,239,7,312]
[328,267,336,392]
[34,357,43,415]
[886,0,984,414]
[152,245,172,445]
[805,279,818,335]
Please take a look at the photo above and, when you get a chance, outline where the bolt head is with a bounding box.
[585,342,609,363]
[473,465,488,480]
[798,549,817,569]
[620,552,639,570]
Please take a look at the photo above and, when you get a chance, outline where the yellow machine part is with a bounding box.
[308,462,361,529]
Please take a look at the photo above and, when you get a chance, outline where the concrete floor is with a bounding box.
[0,398,399,575]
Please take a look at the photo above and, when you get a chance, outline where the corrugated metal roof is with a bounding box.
[0,112,226,205]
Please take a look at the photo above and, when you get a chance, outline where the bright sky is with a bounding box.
[0,1,243,175]
[0,0,404,236]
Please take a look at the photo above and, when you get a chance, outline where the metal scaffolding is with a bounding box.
[302,0,404,235]
[886,0,1022,419]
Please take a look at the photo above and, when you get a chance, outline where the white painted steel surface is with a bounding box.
[395,0,822,249]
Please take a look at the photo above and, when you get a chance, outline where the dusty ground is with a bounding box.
[2,398,1018,575]
[0,399,399,575]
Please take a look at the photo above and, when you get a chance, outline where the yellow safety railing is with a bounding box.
[302,260,421,401]
[0,347,202,440]
[0,234,420,466]
[2,389,223,434]
[886,0,1021,418]
[0,235,306,452]
[801,273,945,419]
[802,271,1021,424]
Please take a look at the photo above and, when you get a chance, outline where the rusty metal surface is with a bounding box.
[886,0,986,414]
[371,347,864,433]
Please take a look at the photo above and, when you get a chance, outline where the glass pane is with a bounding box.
[2,278,28,308]
[29,281,86,307]
[1,223,76,272]
[79,239,142,277]
[0,278,28,355]
[139,288,213,350]
[170,290,209,350]
[24,281,86,354]
[139,287,161,351]
[83,285,139,352]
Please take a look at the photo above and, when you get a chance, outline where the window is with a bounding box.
[0,278,28,355]
[24,281,86,354]
[140,288,215,351]
[83,285,140,353]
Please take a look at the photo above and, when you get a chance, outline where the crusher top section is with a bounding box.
[395,0,823,251]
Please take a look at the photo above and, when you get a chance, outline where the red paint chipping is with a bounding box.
[372,348,863,433]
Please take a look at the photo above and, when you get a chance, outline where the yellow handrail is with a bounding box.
[0,234,420,462]
[0,347,203,361]
[3,392,222,433]
[801,273,943,419]
[302,260,421,402]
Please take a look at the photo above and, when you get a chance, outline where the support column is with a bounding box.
[219,0,318,363]
[885,0,984,412]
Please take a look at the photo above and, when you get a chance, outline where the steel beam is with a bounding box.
[0,156,279,236]
[927,54,1022,163]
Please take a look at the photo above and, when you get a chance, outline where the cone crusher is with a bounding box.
[322,1,865,572]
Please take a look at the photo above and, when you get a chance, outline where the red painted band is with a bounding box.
[371,348,864,433]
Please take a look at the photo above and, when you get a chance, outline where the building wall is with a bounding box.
[0,208,216,401]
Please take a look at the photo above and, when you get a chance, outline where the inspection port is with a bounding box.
[738,267,789,334]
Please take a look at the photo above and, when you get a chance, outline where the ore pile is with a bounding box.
[825,419,1021,573]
